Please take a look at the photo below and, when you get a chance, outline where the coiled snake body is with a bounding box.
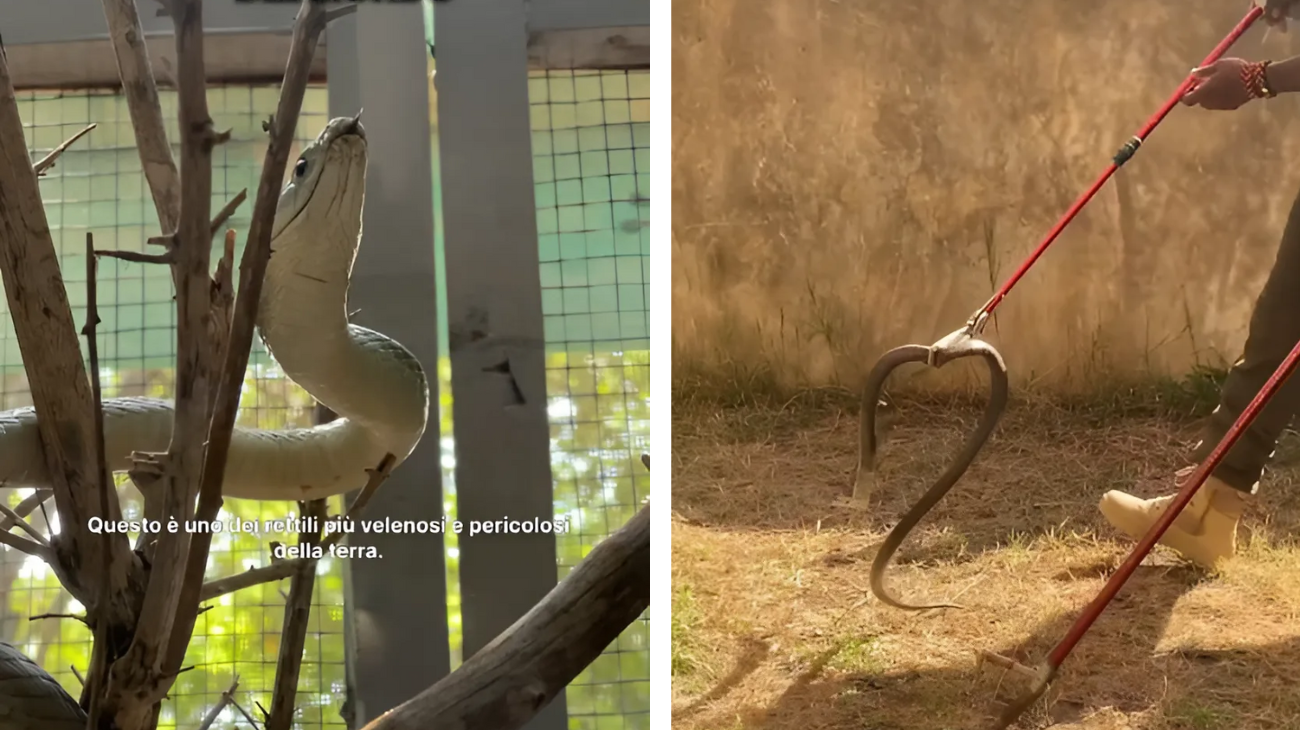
[0,115,430,501]
[858,335,1008,611]
[0,640,86,729]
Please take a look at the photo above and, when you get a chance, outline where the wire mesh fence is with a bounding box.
[530,67,651,730]
[423,37,651,726]
[0,85,346,728]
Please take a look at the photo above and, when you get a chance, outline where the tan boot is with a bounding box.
[1097,467,1249,570]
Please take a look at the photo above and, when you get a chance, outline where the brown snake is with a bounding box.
[856,334,1009,611]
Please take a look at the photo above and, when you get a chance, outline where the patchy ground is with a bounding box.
[671,394,1300,730]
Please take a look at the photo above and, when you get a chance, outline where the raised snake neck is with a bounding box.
[0,115,430,501]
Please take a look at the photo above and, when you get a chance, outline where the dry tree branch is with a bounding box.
[198,561,299,603]
[34,123,97,176]
[360,505,652,730]
[265,498,327,730]
[0,489,53,532]
[30,612,89,625]
[98,190,247,266]
[321,453,396,551]
[105,1,223,717]
[97,250,174,265]
[229,694,263,729]
[166,0,343,678]
[207,228,237,417]
[83,229,123,730]
[0,528,56,561]
[102,0,181,232]
[210,189,247,237]
[99,0,185,586]
[0,501,48,547]
[196,674,242,730]
[0,25,130,610]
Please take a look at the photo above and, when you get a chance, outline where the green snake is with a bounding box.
[0,115,430,501]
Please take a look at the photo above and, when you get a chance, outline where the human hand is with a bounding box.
[1181,58,1268,110]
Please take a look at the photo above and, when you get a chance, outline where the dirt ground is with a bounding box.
[670,395,1300,730]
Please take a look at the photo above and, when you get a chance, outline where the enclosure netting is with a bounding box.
[0,85,348,728]
[530,67,651,730]
[425,54,651,729]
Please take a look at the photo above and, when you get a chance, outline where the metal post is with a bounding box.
[327,7,450,725]
[435,0,566,728]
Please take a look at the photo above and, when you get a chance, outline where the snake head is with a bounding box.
[273,113,368,239]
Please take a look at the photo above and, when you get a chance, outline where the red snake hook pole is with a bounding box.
[990,277,1300,730]
[984,10,1270,728]
[859,4,1265,613]
[972,4,1265,329]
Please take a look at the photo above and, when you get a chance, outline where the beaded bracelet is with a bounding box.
[1242,60,1277,99]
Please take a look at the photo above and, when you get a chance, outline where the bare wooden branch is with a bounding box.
[106,0,221,720]
[0,501,49,547]
[0,26,131,610]
[166,0,339,677]
[0,529,56,561]
[82,231,118,551]
[84,229,123,730]
[30,612,89,625]
[94,0,234,724]
[199,560,299,602]
[96,249,174,265]
[210,189,247,236]
[320,454,396,551]
[207,229,236,418]
[324,4,358,23]
[33,123,96,176]
[0,489,53,532]
[101,0,181,232]
[231,696,263,729]
[197,675,241,730]
[266,499,327,730]
[360,505,651,730]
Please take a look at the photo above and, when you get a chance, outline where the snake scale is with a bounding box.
[0,114,430,502]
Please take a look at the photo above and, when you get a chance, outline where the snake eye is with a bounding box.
[294,158,308,177]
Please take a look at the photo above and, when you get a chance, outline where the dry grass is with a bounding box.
[671,393,1300,730]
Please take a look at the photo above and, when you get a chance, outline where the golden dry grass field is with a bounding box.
[671,385,1300,730]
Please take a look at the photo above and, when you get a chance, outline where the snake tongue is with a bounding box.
[344,109,365,138]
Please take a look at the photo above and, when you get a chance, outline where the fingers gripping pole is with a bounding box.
[858,328,1010,611]
[967,5,1264,326]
